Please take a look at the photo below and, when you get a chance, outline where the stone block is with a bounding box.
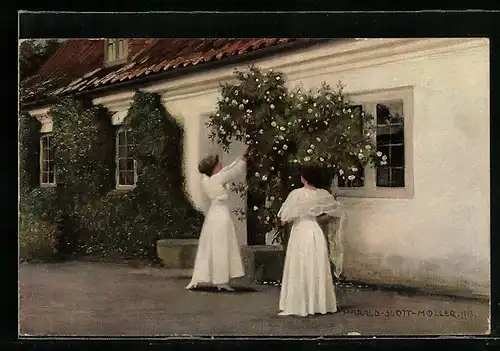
[156,239,198,269]
[240,245,285,282]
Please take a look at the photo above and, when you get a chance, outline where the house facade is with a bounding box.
[22,38,490,298]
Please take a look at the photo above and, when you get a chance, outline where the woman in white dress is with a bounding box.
[186,146,248,291]
[277,165,341,316]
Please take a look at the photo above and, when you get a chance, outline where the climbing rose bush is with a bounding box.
[207,66,387,243]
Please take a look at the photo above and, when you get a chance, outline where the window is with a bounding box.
[336,87,413,199]
[40,133,55,186]
[105,39,128,65]
[375,102,405,187]
[115,128,137,189]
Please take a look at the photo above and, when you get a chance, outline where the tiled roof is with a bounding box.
[22,38,313,104]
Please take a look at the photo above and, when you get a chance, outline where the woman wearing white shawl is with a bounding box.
[186,146,248,291]
[277,165,344,316]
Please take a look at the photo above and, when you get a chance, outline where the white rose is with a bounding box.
[382,155,388,161]
[280,126,286,131]
[276,76,281,80]
[304,156,310,161]
[270,196,275,201]
[271,121,277,127]
[352,167,358,172]
[293,159,298,163]
[270,104,275,110]
[232,99,237,105]
[283,144,288,150]
[348,175,356,180]
[234,90,239,96]
[270,167,275,171]
[262,175,268,181]
[243,73,248,79]
[326,95,331,100]
[319,157,325,162]
[253,206,258,211]
[225,97,229,102]
[358,154,364,159]
[365,145,372,150]
[307,149,313,154]
[256,78,259,82]
[239,104,244,110]
[310,144,315,149]
[376,151,383,157]
[255,172,260,177]
[259,129,264,134]
[266,91,270,95]
[316,137,322,142]
[308,108,313,113]
[339,169,344,175]
[381,160,387,166]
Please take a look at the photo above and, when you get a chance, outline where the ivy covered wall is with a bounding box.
[19,90,204,261]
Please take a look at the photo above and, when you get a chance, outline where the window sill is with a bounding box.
[105,58,128,68]
[336,186,413,199]
[40,183,56,188]
[114,185,136,192]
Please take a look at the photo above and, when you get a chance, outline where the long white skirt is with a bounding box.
[186,202,244,289]
[279,218,337,316]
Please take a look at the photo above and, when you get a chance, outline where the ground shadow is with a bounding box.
[188,286,259,294]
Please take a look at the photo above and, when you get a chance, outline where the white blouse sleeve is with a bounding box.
[213,157,246,185]
[278,189,340,223]
[277,190,300,223]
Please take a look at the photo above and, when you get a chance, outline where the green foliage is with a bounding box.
[19,212,57,262]
[19,91,204,261]
[208,66,387,243]
[76,91,204,258]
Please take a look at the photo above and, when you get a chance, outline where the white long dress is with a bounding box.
[277,187,341,316]
[186,158,246,289]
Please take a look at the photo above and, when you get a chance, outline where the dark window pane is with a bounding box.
[42,137,48,148]
[118,171,126,185]
[376,167,390,187]
[389,126,404,145]
[376,126,391,146]
[118,146,127,158]
[41,172,48,184]
[376,104,391,125]
[391,168,405,187]
[48,172,55,184]
[118,131,125,146]
[48,161,55,173]
[119,159,127,171]
[126,158,135,171]
[390,146,405,167]
[42,160,49,172]
[124,171,135,185]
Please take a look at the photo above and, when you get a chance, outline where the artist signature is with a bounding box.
[341,309,477,319]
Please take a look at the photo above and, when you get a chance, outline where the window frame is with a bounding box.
[39,133,56,187]
[334,86,414,199]
[115,127,138,190]
[104,39,128,67]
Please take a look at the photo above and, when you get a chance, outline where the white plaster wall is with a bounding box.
[281,42,490,296]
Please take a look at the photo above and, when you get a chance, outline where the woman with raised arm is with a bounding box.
[186,145,248,292]
[277,164,341,316]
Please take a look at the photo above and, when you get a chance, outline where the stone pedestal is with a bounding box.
[156,239,285,283]
[240,245,285,283]
[156,239,198,269]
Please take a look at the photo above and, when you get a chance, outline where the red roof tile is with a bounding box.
[22,38,315,104]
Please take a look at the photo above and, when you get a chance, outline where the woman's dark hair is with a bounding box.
[300,164,333,190]
[198,154,220,176]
